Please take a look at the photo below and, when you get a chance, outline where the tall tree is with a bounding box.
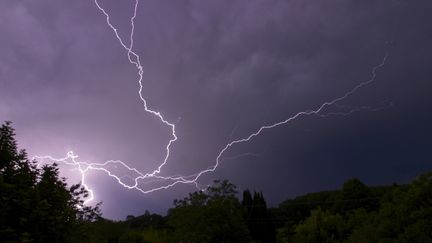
[242,190,276,243]
[168,180,250,242]
[0,121,100,242]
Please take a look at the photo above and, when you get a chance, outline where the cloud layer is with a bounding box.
[1,0,431,219]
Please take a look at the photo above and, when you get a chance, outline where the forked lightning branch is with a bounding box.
[34,0,389,204]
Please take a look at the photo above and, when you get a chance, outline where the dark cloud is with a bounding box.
[1,0,431,219]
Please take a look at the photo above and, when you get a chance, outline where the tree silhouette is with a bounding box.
[0,121,100,242]
[167,180,250,242]
[242,190,276,243]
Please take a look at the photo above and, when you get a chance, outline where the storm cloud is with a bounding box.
[1,0,431,219]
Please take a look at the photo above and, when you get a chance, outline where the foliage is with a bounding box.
[63,171,432,243]
[0,121,100,242]
[242,190,276,243]
[127,210,166,230]
[167,180,251,243]
[118,231,147,243]
[277,174,432,242]
[67,208,169,242]
[291,208,346,243]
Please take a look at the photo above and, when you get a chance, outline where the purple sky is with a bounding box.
[1,0,431,219]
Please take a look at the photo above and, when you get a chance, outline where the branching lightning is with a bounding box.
[34,0,390,204]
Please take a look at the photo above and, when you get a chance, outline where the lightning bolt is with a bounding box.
[34,0,390,204]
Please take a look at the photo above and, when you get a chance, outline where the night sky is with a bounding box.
[1,0,431,219]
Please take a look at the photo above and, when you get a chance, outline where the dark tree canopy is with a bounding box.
[168,180,250,243]
[242,190,276,243]
[0,121,100,242]
[277,174,432,243]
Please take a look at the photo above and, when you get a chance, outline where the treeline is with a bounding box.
[80,174,432,243]
[77,180,276,243]
[274,177,432,242]
[2,121,432,242]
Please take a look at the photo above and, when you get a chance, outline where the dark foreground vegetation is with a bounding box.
[0,121,100,242]
[1,121,432,242]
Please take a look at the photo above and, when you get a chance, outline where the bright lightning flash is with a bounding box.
[33,0,390,204]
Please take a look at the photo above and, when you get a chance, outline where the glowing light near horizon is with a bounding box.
[34,0,390,204]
